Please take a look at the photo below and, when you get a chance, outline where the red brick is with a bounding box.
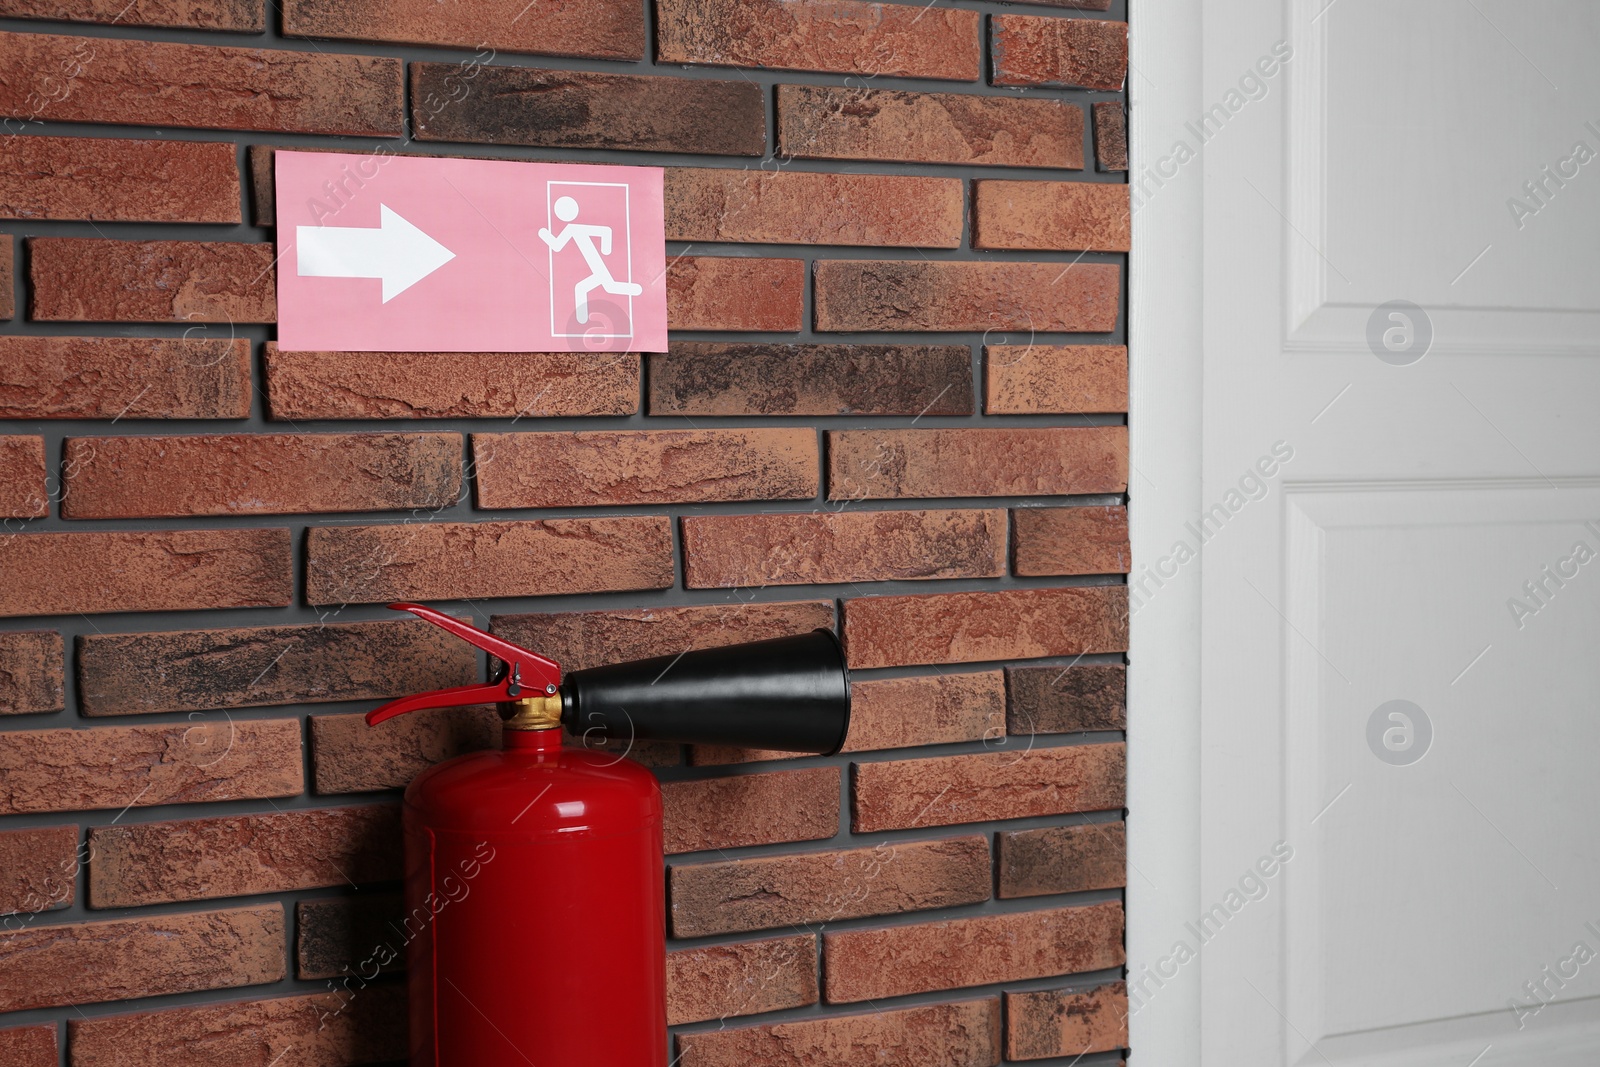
[1007,981,1128,1059]
[663,766,839,854]
[998,821,1125,898]
[306,517,672,605]
[1006,663,1126,734]
[0,136,239,222]
[295,894,404,979]
[843,586,1128,668]
[265,343,639,420]
[62,432,462,519]
[984,344,1127,414]
[30,238,275,323]
[0,825,79,913]
[0,0,263,30]
[473,429,816,508]
[671,835,989,937]
[992,16,1128,90]
[1093,101,1128,171]
[666,167,963,247]
[413,65,764,156]
[0,434,46,518]
[0,336,251,419]
[667,934,817,1025]
[649,342,972,417]
[973,180,1130,251]
[669,256,804,331]
[0,903,284,1012]
[0,528,291,617]
[0,32,401,134]
[778,84,1083,169]
[658,0,979,79]
[0,235,11,319]
[824,901,1124,1002]
[0,1024,55,1067]
[70,986,406,1067]
[0,630,63,714]
[828,427,1127,500]
[312,706,500,795]
[815,260,1118,332]
[1013,505,1129,576]
[284,0,641,59]
[683,509,1005,588]
[677,998,1000,1067]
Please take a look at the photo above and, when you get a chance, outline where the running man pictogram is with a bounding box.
[538,195,643,324]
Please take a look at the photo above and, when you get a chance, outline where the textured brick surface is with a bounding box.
[30,238,276,323]
[0,235,10,320]
[283,0,643,59]
[665,168,963,247]
[667,934,818,1025]
[844,586,1128,668]
[671,836,989,937]
[0,529,292,617]
[0,434,47,518]
[312,706,500,794]
[0,718,302,815]
[1006,664,1126,734]
[296,894,405,979]
[824,901,1124,1002]
[662,766,840,854]
[683,509,1006,588]
[649,342,972,416]
[306,517,673,605]
[815,260,1119,332]
[0,0,264,30]
[973,181,1130,251]
[1007,982,1128,1059]
[677,998,1001,1067]
[413,65,764,155]
[658,0,980,79]
[1013,505,1129,576]
[668,255,805,330]
[778,84,1083,168]
[265,344,639,420]
[998,821,1125,898]
[0,630,64,714]
[1093,101,1129,170]
[828,427,1127,500]
[0,1025,56,1067]
[992,16,1129,90]
[0,825,79,913]
[0,336,251,419]
[0,136,239,222]
[0,32,402,134]
[0,904,285,1012]
[985,344,1127,414]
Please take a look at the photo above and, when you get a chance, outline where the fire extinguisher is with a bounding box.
[363,603,852,1067]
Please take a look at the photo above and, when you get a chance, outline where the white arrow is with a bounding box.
[296,204,456,303]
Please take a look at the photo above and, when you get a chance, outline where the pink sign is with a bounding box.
[274,151,667,353]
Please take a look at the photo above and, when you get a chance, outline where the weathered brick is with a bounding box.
[973,180,1130,251]
[853,743,1124,831]
[413,65,764,155]
[659,0,979,79]
[296,894,405,980]
[284,0,642,59]
[30,238,275,323]
[0,434,46,518]
[69,986,406,1067]
[0,630,64,714]
[993,16,1128,90]
[0,1024,55,1067]
[0,825,79,913]
[998,821,1125,898]
[306,518,673,605]
[669,256,804,331]
[0,32,402,134]
[778,84,1082,168]
[0,718,302,815]
[89,806,398,908]
[671,835,989,937]
[265,344,639,420]
[473,429,816,508]
[1013,505,1129,576]
[0,904,284,1012]
[984,344,1127,414]
[0,0,264,31]
[824,901,1124,1002]
[667,934,817,1025]
[815,260,1119,332]
[1007,663,1126,734]
[312,706,500,795]
[0,336,251,419]
[683,509,1005,588]
[0,235,11,320]
[678,998,1001,1067]
[0,529,292,617]
[666,167,961,247]
[828,427,1127,500]
[0,136,239,222]
[1093,101,1128,170]
[1007,981,1128,1059]
[843,586,1128,668]
[62,432,462,519]
[663,766,839,854]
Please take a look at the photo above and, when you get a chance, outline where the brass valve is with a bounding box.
[502,693,563,731]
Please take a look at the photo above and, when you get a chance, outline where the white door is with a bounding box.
[1129,2,1600,1066]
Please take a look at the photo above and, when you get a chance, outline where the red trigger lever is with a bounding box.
[364,603,562,727]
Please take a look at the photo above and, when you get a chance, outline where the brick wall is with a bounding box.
[0,0,1131,1063]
